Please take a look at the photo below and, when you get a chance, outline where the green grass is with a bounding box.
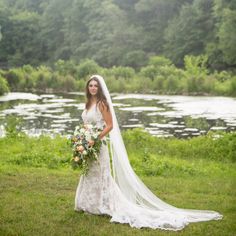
[0,130,235,236]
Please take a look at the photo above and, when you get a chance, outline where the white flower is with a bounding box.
[85,134,91,141]
[82,150,87,155]
[87,124,93,129]
[80,128,85,133]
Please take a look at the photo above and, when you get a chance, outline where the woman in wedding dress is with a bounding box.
[74,75,223,231]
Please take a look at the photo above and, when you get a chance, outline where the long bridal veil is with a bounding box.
[91,75,223,224]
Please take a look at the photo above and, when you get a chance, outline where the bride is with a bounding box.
[74,75,223,231]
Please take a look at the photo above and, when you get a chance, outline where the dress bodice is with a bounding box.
[81,103,105,129]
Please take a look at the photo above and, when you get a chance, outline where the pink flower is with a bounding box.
[76,145,84,152]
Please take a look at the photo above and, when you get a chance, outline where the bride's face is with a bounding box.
[88,79,98,96]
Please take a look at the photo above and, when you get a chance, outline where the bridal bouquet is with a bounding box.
[70,123,106,175]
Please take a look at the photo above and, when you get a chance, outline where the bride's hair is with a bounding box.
[85,76,109,111]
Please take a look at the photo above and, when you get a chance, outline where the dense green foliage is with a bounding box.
[0,74,9,95]
[0,129,235,235]
[0,56,235,96]
[123,129,236,176]
[0,0,235,71]
[0,127,235,176]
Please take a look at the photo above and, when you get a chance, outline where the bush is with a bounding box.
[105,76,126,92]
[4,69,22,90]
[77,59,100,79]
[214,70,232,82]
[122,50,148,68]
[75,79,86,92]
[58,75,76,92]
[153,75,165,91]
[184,54,209,77]
[107,66,135,80]
[148,56,172,67]
[214,79,232,95]
[163,75,180,93]
[0,55,235,96]
[140,65,158,80]
[0,76,9,95]
[228,76,236,96]
[54,60,78,76]
[35,66,53,90]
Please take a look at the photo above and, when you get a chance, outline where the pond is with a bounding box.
[0,92,236,138]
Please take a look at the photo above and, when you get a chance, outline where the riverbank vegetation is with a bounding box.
[0,128,235,235]
[0,55,236,96]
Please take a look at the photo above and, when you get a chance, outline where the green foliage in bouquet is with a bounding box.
[70,124,107,175]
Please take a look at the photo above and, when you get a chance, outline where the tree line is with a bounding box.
[0,0,235,71]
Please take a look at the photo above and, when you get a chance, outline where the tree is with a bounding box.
[0,9,44,66]
[40,0,73,62]
[164,0,214,66]
[134,0,193,54]
[66,0,136,67]
[0,2,11,67]
[217,8,236,65]
[0,0,235,70]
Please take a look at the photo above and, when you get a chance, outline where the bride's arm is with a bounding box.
[98,101,113,140]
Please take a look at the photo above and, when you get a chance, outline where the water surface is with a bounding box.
[0,92,235,138]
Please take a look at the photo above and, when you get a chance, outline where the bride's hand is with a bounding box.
[88,140,95,147]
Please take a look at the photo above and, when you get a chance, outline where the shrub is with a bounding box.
[228,76,236,96]
[122,50,148,68]
[54,60,78,76]
[148,56,172,67]
[0,76,9,95]
[184,54,209,77]
[4,69,22,90]
[58,75,76,92]
[140,65,158,80]
[77,59,100,79]
[108,66,135,80]
[34,66,53,90]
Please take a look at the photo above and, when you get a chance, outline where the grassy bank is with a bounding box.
[0,130,235,235]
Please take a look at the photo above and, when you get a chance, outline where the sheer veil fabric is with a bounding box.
[83,75,223,230]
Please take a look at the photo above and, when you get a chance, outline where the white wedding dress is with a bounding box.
[74,103,223,231]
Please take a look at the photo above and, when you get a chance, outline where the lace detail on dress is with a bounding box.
[81,104,105,129]
[75,104,113,215]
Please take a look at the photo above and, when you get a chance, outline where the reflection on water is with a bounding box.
[0,92,236,138]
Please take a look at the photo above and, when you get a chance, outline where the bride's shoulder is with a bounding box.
[97,100,108,113]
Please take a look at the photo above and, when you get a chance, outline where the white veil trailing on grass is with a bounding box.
[91,74,223,224]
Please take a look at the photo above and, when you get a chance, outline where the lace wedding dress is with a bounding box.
[74,103,222,231]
